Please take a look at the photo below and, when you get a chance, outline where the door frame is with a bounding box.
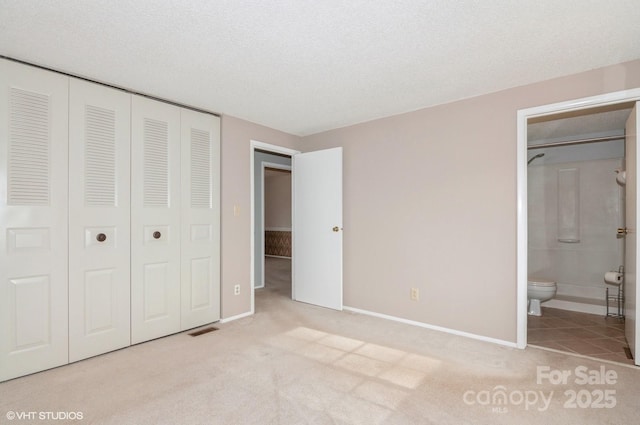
[250,140,300,314]
[257,161,292,289]
[516,88,640,349]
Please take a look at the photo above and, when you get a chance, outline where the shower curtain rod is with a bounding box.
[527,134,624,150]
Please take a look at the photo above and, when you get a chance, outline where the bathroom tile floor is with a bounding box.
[527,307,634,365]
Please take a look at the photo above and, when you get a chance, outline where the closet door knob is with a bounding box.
[153,231,161,239]
[96,233,107,242]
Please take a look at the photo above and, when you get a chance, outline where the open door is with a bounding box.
[625,102,640,365]
[293,147,343,310]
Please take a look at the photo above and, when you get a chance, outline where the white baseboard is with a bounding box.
[220,310,254,323]
[343,306,518,348]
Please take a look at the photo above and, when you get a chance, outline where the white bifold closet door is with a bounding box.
[180,109,221,329]
[131,95,182,344]
[68,79,131,361]
[0,60,69,381]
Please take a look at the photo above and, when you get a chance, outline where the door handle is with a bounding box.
[332,226,341,232]
[96,233,107,242]
[617,228,628,237]
[153,231,162,239]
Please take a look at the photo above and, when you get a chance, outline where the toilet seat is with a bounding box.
[528,278,555,287]
[527,278,557,316]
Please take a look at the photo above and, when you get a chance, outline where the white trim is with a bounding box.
[265,227,292,232]
[263,164,292,172]
[252,140,300,156]
[343,306,518,348]
[219,310,254,324]
[291,157,296,302]
[516,88,640,350]
[250,140,300,315]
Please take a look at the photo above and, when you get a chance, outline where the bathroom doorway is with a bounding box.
[526,104,633,364]
[516,89,640,366]
[527,104,629,315]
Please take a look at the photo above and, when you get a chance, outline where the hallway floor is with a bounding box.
[527,307,634,365]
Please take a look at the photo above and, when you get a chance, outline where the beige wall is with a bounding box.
[300,59,640,343]
[265,171,292,229]
[220,115,299,318]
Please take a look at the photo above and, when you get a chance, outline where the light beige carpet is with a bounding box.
[0,257,638,424]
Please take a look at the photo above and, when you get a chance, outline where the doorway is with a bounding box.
[255,159,292,290]
[250,141,344,314]
[261,167,292,301]
[516,89,640,366]
[525,104,633,364]
[250,141,299,314]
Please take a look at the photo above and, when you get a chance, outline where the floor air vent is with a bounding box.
[189,326,219,337]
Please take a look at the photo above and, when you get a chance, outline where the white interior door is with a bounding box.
[293,147,343,310]
[0,60,69,381]
[68,79,131,361]
[625,102,639,365]
[180,109,221,330]
[131,95,181,344]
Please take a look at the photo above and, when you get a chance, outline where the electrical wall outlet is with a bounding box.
[410,287,419,301]
[234,284,240,295]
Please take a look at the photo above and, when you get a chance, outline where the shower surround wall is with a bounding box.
[528,157,623,303]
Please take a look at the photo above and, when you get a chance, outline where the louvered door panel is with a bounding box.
[180,109,220,330]
[8,88,51,206]
[84,105,117,206]
[143,118,169,207]
[68,79,131,362]
[0,59,69,382]
[131,95,181,344]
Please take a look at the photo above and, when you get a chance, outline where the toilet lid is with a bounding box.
[528,278,556,287]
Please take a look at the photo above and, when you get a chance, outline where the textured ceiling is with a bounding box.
[1,1,640,136]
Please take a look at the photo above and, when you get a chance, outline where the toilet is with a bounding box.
[527,278,557,316]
